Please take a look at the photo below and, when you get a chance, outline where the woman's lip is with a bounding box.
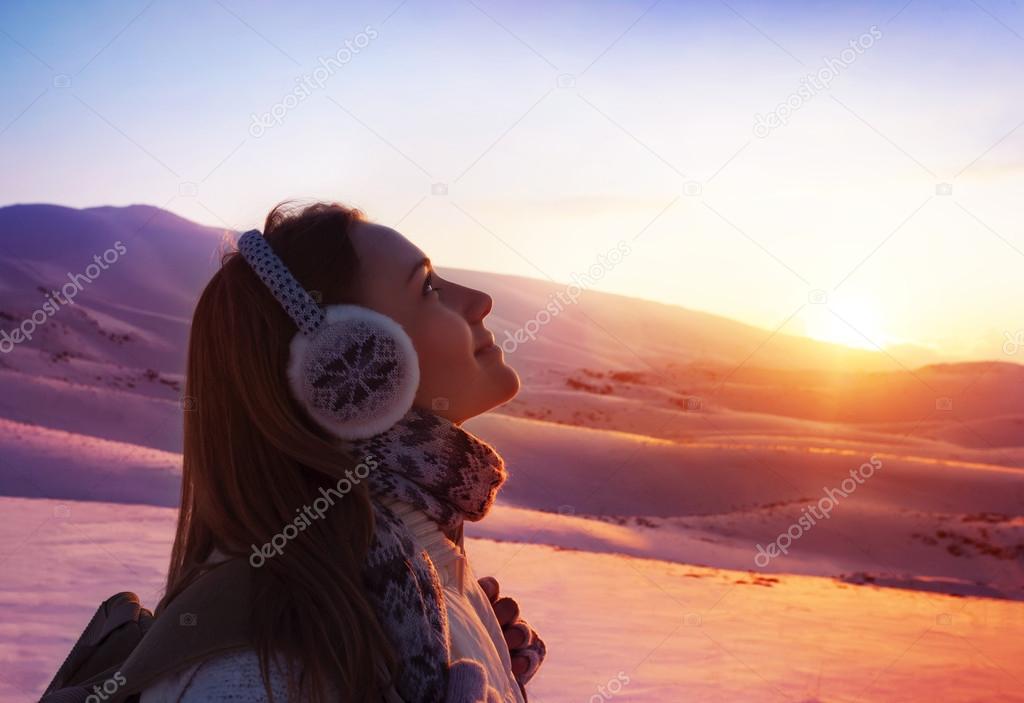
[475,342,500,356]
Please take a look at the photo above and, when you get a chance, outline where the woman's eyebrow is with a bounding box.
[406,257,430,283]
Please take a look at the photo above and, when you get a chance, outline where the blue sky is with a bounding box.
[2,0,1023,359]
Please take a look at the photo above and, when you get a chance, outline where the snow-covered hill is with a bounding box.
[2,203,1023,701]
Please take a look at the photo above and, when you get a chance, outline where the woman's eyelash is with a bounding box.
[423,272,439,296]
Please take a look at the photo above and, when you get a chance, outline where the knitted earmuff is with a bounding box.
[236,229,420,440]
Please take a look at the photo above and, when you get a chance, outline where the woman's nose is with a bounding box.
[447,282,491,323]
[467,288,493,323]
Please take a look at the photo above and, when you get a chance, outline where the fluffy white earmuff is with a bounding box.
[286,304,419,440]
[237,229,420,440]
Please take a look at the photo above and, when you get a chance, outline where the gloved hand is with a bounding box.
[477,577,546,700]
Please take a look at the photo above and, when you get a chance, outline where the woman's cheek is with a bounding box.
[417,323,471,387]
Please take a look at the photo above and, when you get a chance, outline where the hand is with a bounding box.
[477,576,546,698]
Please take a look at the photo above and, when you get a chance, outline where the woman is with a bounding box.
[142,201,544,702]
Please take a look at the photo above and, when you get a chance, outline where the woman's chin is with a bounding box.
[491,357,521,401]
[421,354,521,422]
[464,363,521,420]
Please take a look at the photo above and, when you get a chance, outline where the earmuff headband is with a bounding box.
[237,229,325,335]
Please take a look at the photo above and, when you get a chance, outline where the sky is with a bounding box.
[1,0,1022,362]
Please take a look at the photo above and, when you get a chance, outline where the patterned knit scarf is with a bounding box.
[344,405,508,703]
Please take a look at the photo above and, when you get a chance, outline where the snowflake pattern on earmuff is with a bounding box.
[301,314,407,423]
[312,331,399,411]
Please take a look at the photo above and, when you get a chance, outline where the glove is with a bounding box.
[477,577,546,700]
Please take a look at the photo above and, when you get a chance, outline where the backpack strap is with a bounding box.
[114,557,256,701]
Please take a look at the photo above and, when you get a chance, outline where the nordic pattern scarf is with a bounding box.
[345,405,508,703]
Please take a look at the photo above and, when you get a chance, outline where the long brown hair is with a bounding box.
[159,201,396,701]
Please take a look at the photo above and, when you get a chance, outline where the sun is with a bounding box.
[802,297,889,351]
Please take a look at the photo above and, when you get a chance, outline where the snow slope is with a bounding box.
[3,409,1021,601]
[3,204,1024,701]
[1,497,1022,703]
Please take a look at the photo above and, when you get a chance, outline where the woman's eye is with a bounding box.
[423,273,439,296]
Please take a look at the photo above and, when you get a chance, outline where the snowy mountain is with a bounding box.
[1,204,1022,702]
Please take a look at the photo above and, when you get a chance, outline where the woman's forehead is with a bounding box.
[350,221,426,276]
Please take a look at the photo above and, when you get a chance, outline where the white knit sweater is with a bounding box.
[140,497,525,703]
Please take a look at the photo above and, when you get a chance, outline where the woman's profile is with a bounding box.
[141,201,545,702]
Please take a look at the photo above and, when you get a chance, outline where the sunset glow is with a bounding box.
[1,1,1021,363]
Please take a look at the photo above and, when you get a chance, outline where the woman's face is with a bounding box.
[348,221,520,424]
